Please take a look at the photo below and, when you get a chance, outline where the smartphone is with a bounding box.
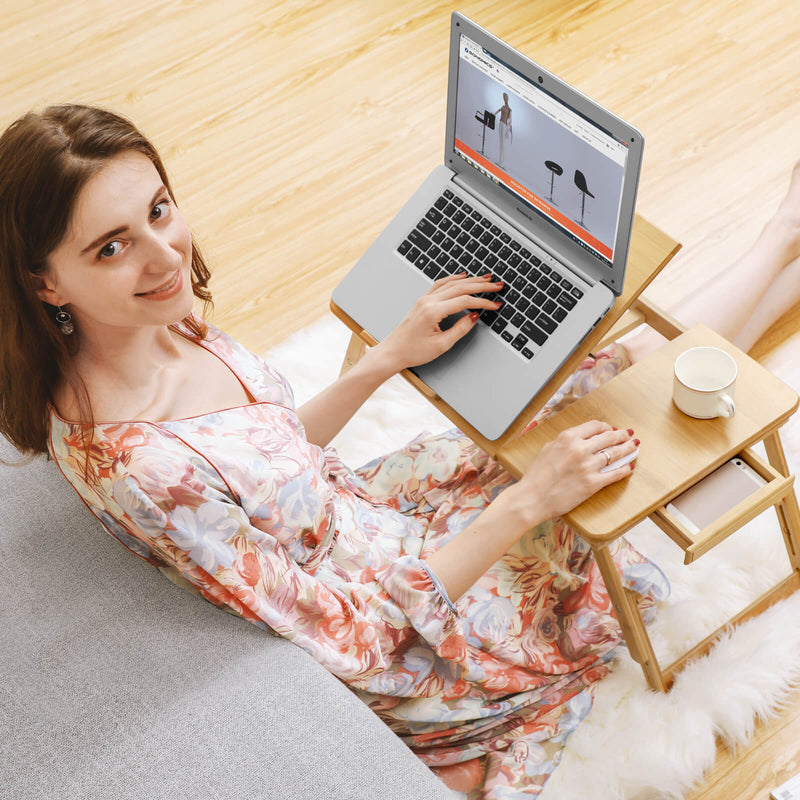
[665,457,766,534]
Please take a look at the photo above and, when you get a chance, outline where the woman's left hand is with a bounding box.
[372,272,503,374]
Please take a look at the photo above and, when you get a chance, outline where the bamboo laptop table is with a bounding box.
[332,215,800,691]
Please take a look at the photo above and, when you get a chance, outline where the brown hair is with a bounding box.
[0,104,213,457]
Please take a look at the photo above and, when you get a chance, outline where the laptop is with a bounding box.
[332,12,644,440]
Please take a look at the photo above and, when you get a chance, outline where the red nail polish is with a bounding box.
[633,438,640,446]
[626,428,634,436]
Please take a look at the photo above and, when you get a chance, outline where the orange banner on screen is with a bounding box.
[454,138,613,261]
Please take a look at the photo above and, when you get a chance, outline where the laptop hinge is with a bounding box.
[452,173,600,289]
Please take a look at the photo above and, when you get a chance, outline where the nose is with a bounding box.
[141,225,185,273]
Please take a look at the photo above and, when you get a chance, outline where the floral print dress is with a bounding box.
[49,323,668,800]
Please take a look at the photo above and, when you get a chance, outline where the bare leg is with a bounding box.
[734,251,800,352]
[625,161,800,362]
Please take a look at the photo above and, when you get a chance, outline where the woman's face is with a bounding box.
[37,151,194,339]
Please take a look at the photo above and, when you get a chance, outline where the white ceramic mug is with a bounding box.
[673,346,737,419]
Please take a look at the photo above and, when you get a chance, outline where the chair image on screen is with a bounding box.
[544,160,563,205]
[474,109,495,156]
[574,169,595,228]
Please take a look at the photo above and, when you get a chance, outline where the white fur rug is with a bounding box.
[265,315,800,800]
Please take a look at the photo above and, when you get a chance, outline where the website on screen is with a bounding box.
[454,34,628,265]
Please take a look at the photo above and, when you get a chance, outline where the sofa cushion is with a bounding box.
[0,439,457,800]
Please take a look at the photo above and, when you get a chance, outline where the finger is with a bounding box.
[587,427,634,454]
[430,283,504,311]
[567,419,615,441]
[429,271,500,291]
[430,276,504,299]
[437,310,480,348]
[595,459,636,488]
[434,295,503,320]
[424,272,478,298]
[429,271,481,289]
[430,271,469,289]
[478,279,504,296]
[595,438,638,468]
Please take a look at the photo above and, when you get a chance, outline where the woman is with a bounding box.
[1,105,798,799]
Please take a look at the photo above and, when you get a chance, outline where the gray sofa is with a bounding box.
[0,437,458,800]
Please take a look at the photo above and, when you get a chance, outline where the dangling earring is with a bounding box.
[55,306,74,335]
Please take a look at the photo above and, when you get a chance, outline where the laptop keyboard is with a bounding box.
[396,189,584,360]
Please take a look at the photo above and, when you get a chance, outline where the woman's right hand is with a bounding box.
[499,421,638,528]
[370,272,504,375]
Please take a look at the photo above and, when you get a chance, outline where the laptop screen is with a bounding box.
[454,33,629,268]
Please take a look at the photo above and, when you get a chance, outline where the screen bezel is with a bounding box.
[444,13,644,295]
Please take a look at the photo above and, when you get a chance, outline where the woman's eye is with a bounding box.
[98,241,122,259]
[150,199,171,220]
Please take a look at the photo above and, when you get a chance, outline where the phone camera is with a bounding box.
[538,76,543,84]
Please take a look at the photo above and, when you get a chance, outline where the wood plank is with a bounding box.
[4,0,797,361]
[688,688,800,800]
[5,0,800,796]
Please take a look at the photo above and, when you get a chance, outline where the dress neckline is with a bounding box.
[49,328,267,428]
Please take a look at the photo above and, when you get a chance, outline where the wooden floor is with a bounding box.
[4,0,799,796]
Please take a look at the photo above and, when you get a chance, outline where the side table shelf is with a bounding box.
[495,324,800,691]
[652,445,797,565]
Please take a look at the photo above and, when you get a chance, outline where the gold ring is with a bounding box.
[601,450,611,467]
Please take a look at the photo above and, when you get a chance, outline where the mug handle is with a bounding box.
[716,393,736,418]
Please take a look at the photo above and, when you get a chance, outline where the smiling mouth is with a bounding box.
[136,271,180,296]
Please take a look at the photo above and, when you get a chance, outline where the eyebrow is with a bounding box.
[79,184,168,255]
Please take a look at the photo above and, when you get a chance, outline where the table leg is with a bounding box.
[593,543,667,692]
[339,333,367,377]
[764,431,800,572]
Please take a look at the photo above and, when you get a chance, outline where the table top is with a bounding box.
[495,325,799,541]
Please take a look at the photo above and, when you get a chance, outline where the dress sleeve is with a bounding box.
[109,462,467,689]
